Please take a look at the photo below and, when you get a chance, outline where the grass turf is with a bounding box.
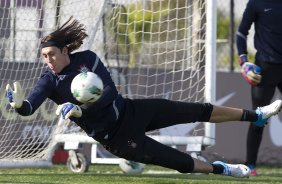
[0,164,281,184]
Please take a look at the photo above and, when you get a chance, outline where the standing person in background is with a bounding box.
[236,0,282,176]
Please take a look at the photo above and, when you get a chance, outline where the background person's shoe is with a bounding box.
[248,165,258,176]
[250,168,258,176]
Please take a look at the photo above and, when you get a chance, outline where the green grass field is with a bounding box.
[0,164,281,184]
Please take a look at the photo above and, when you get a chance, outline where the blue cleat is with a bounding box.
[254,100,282,127]
[213,161,250,178]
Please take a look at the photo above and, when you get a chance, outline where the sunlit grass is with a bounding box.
[0,164,281,184]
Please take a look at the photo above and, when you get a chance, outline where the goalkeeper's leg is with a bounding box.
[134,136,250,177]
[209,100,282,127]
[141,99,282,131]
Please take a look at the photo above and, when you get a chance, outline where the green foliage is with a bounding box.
[108,0,189,68]
[109,2,170,68]
[217,12,229,39]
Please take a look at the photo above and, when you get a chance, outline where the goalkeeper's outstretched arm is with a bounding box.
[5,73,53,116]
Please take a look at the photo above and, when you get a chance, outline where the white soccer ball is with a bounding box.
[71,72,103,103]
[119,159,145,174]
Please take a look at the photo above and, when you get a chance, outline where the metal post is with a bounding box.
[204,0,217,146]
[229,0,235,72]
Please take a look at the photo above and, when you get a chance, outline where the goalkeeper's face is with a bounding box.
[41,46,70,74]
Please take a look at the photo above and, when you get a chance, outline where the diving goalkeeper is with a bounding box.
[6,16,282,178]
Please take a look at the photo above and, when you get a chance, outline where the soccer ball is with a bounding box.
[71,72,103,103]
[119,159,145,174]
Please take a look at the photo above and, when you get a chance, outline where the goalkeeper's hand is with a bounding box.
[56,102,82,119]
[241,62,262,86]
[6,81,24,109]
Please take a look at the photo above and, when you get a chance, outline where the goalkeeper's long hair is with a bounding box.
[41,16,88,53]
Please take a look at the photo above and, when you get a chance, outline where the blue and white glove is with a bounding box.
[56,102,82,119]
[240,55,262,86]
[6,81,24,108]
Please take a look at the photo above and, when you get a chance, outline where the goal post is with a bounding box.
[0,0,217,167]
[204,0,217,146]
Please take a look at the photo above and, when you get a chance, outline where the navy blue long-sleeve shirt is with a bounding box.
[16,50,124,136]
[236,0,282,64]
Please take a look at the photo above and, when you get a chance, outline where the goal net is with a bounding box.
[0,0,216,167]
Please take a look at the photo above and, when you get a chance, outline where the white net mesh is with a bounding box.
[0,0,210,166]
[102,0,208,140]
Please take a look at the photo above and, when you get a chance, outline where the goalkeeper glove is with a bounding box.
[241,62,262,86]
[56,102,82,119]
[6,81,24,108]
